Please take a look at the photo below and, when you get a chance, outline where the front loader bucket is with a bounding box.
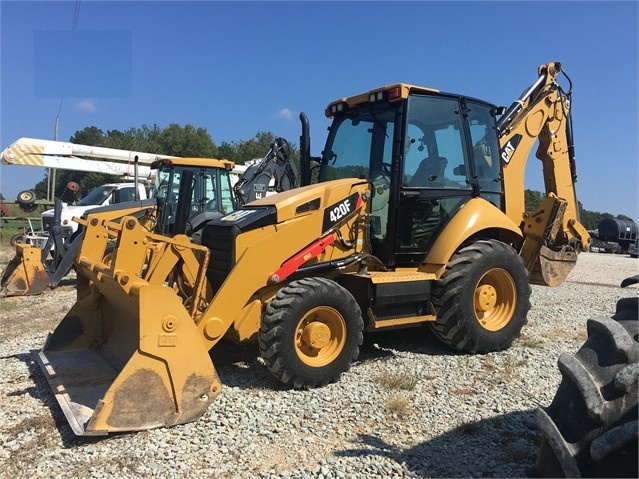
[0,244,49,297]
[35,281,222,436]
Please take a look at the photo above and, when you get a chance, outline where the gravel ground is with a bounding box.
[0,250,637,479]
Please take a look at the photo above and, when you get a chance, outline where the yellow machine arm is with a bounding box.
[496,62,591,285]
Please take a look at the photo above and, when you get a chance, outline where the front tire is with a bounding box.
[258,277,364,389]
[430,239,531,353]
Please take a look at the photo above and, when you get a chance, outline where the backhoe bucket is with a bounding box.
[529,245,578,287]
[0,243,49,297]
[35,280,222,436]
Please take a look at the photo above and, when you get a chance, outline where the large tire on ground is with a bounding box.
[258,277,364,389]
[429,239,531,353]
[533,301,638,478]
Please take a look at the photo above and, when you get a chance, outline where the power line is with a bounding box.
[72,1,81,29]
[51,1,81,199]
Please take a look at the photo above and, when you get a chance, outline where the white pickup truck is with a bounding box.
[40,182,148,237]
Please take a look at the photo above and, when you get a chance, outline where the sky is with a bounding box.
[1,0,637,221]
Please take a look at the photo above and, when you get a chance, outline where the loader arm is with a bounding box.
[497,62,590,285]
[1,199,159,297]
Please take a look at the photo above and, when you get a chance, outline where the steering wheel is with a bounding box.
[205,199,217,211]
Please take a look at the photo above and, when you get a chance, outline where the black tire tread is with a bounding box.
[258,277,363,389]
[430,239,531,353]
[535,408,581,477]
[590,420,638,462]
[534,310,638,477]
[557,352,604,421]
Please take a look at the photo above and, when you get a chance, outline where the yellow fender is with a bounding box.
[424,198,523,276]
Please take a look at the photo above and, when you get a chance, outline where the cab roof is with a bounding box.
[325,82,496,118]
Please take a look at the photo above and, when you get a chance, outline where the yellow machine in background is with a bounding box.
[0,137,297,296]
[35,62,590,435]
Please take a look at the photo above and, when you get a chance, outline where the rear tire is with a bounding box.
[258,277,364,389]
[533,310,638,477]
[430,239,531,353]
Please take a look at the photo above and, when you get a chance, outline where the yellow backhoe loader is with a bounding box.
[34,61,590,435]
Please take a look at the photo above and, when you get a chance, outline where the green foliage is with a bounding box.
[525,188,634,230]
[218,132,301,181]
[32,125,300,200]
[218,131,299,165]
[524,189,545,213]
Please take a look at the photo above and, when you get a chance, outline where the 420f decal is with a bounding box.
[322,192,362,232]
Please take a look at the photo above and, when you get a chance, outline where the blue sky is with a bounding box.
[1,0,637,221]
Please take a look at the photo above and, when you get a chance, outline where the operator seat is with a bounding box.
[408,156,448,187]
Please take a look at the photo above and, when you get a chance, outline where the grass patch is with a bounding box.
[515,335,544,349]
[502,358,514,381]
[457,418,482,434]
[374,371,419,391]
[0,299,19,312]
[482,355,497,372]
[385,394,411,415]
[544,326,588,343]
[504,446,536,462]
[450,386,473,396]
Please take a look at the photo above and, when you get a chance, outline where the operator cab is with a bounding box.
[314,84,502,266]
[151,158,237,238]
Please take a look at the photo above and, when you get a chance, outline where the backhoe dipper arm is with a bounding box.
[233,138,299,205]
[497,62,590,286]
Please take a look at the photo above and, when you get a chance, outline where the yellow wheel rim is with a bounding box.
[474,268,516,331]
[294,306,346,367]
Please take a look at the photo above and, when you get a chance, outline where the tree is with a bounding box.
[218,132,301,184]
[524,189,545,213]
[156,124,217,157]
[218,131,277,164]
[524,189,634,231]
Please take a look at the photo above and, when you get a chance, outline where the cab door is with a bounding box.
[392,95,474,266]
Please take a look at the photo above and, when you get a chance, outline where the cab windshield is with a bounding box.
[155,164,236,234]
[320,102,396,182]
[78,185,115,206]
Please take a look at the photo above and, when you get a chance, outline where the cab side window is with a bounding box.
[403,96,469,190]
[468,102,501,192]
